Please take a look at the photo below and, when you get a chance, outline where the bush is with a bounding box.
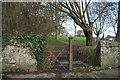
[78,46,99,66]
[2,33,46,71]
[2,33,14,50]
[43,51,56,71]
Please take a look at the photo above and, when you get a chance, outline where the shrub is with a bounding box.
[2,33,46,71]
[2,33,14,50]
[78,46,99,66]
[43,51,56,71]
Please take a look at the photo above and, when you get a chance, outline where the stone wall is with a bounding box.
[97,40,120,68]
[2,45,37,72]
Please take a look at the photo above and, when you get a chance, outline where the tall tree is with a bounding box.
[2,2,53,36]
[116,1,120,42]
[51,0,112,46]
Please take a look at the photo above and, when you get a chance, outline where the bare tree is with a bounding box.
[93,16,106,41]
[92,2,116,41]
[108,2,118,37]
[93,11,112,41]
[110,16,118,37]
[102,2,118,40]
[51,0,112,46]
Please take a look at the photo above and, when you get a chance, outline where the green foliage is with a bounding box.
[2,34,14,50]
[78,46,99,66]
[2,33,46,71]
[73,66,104,72]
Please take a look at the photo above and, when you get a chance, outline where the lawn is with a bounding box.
[45,36,86,49]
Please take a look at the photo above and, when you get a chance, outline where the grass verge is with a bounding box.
[46,36,86,49]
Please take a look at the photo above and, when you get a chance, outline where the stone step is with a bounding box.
[54,61,80,65]
[56,57,79,61]
[56,54,69,57]
[57,57,69,61]
[59,61,82,64]
[52,64,68,70]
[48,61,89,72]
[56,53,69,56]
[54,52,69,56]
[55,61,89,66]
[48,68,68,72]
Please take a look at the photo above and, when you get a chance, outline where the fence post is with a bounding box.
[68,37,73,71]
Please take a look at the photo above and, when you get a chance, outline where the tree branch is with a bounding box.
[82,0,91,16]
[74,2,81,16]
[92,3,113,24]
[50,3,72,17]
[86,1,91,23]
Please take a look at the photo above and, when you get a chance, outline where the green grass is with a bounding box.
[73,66,104,72]
[73,36,86,45]
[45,36,86,50]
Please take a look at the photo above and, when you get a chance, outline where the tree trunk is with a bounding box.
[55,25,58,40]
[83,30,93,46]
[116,1,120,42]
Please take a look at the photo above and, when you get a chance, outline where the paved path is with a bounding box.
[2,68,119,79]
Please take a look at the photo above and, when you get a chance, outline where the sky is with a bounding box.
[63,17,117,38]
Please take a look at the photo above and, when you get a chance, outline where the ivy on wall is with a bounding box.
[2,33,46,71]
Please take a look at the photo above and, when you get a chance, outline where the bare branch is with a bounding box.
[59,2,70,11]
[81,0,84,15]
[82,0,91,16]
[92,3,113,24]
[74,2,81,16]
[86,1,91,23]
[50,3,72,16]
